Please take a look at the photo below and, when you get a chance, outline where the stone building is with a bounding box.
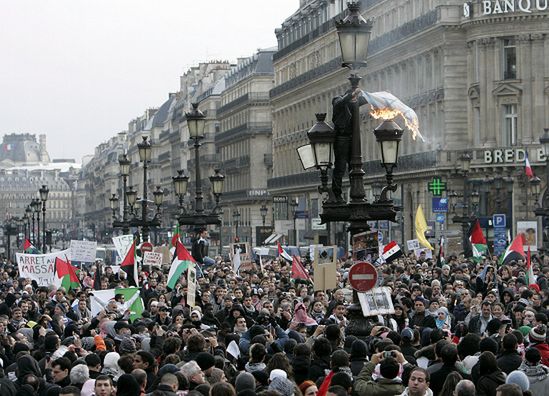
[0,133,50,167]
[269,0,549,250]
[216,49,276,246]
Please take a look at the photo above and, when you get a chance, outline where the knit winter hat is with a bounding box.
[529,324,547,343]
[235,372,256,393]
[195,352,215,371]
[119,337,137,354]
[506,370,530,391]
[401,328,414,341]
[518,326,532,337]
[269,377,295,396]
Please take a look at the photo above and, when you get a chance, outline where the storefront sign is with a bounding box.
[481,0,548,15]
[247,189,268,197]
[483,148,545,164]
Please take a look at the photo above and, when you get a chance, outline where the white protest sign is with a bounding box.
[16,249,71,286]
[70,240,97,263]
[358,287,395,317]
[143,252,162,267]
[414,248,433,259]
[187,264,197,308]
[112,235,134,260]
[406,239,420,251]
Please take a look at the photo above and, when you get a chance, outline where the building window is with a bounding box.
[503,104,518,146]
[503,38,516,80]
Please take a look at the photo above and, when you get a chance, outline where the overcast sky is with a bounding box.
[0,0,298,162]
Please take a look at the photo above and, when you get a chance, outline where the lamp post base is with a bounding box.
[320,200,398,224]
[178,213,222,227]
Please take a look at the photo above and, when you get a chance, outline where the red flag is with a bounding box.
[525,151,534,179]
[121,240,138,286]
[291,255,310,280]
[23,239,32,251]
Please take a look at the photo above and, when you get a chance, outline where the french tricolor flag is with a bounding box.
[525,151,534,179]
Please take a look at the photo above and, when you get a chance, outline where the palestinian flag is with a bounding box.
[381,241,403,263]
[121,240,138,287]
[468,220,487,262]
[291,255,311,281]
[167,240,195,290]
[23,239,39,254]
[526,245,537,286]
[90,287,144,323]
[499,234,526,266]
[437,236,446,268]
[54,257,81,291]
[171,224,180,248]
[277,242,293,263]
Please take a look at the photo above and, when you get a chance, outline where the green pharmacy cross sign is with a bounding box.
[428,177,446,197]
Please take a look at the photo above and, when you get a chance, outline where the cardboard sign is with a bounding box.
[230,242,252,272]
[358,287,395,317]
[312,245,337,291]
[187,264,197,308]
[407,239,420,251]
[143,252,162,267]
[154,246,172,264]
[517,221,538,252]
[16,249,71,286]
[70,240,97,263]
[414,248,433,259]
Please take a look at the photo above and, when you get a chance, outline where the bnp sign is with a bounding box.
[481,0,549,15]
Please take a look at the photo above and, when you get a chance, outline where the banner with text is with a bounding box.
[16,249,71,286]
[70,240,97,263]
[112,235,134,260]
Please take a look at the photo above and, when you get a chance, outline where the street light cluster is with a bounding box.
[110,103,226,243]
[22,184,49,252]
[296,1,402,236]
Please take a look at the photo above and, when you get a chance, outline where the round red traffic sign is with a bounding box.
[141,242,153,253]
[348,261,378,292]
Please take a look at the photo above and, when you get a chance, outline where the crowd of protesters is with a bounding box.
[0,233,548,396]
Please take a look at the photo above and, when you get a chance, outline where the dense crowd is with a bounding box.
[0,234,548,396]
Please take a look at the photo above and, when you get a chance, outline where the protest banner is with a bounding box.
[16,249,71,286]
[406,239,420,252]
[358,287,395,316]
[70,240,97,263]
[112,235,134,261]
[143,251,162,267]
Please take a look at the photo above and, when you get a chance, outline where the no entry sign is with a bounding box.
[349,261,378,292]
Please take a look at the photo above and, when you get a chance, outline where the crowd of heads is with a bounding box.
[0,242,548,396]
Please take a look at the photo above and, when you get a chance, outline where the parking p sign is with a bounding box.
[492,214,506,228]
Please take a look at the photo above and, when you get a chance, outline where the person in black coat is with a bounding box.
[476,351,506,396]
[410,297,436,330]
[349,339,368,377]
[309,337,332,380]
[429,344,470,396]
[496,333,523,374]
[291,343,312,386]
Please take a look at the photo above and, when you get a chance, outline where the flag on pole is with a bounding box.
[415,205,433,250]
[526,245,537,286]
[277,241,293,262]
[468,219,487,262]
[23,239,39,254]
[120,240,138,287]
[437,235,446,267]
[499,234,526,266]
[90,287,144,322]
[171,225,180,248]
[525,151,535,179]
[54,257,81,292]
[167,240,195,290]
[291,255,310,281]
[381,241,403,263]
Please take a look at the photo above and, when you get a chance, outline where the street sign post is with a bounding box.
[493,214,506,228]
[349,261,378,292]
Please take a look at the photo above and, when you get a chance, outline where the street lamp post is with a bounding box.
[260,204,268,226]
[291,199,299,246]
[114,153,132,234]
[39,185,49,252]
[33,198,41,248]
[25,205,31,241]
[177,104,226,232]
[233,210,240,242]
[124,136,163,243]
[534,128,549,249]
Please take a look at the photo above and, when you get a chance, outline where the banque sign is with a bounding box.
[481,0,549,15]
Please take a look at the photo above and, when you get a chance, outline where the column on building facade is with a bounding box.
[483,38,498,145]
[531,34,546,136]
[519,34,533,144]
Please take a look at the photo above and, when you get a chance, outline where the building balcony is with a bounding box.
[216,122,272,144]
[217,93,271,116]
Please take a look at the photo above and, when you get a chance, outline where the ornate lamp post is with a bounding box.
[260,204,268,226]
[39,185,49,252]
[177,104,225,228]
[534,128,549,249]
[32,198,41,248]
[173,170,189,215]
[291,199,299,245]
[233,210,240,242]
[110,154,131,234]
[25,205,31,240]
[121,137,163,243]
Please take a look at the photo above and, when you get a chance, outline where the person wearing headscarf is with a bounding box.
[435,307,451,330]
